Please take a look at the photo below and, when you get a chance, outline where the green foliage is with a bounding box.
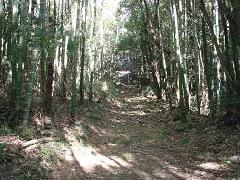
[114,136,132,145]
[104,80,119,100]
[220,96,240,110]
[39,145,57,161]
[174,121,190,132]
[117,32,140,52]
[0,125,14,136]
[87,112,102,121]
[93,78,119,102]
[79,102,105,124]
[220,159,232,166]
[43,36,55,57]
[158,129,168,139]
[0,143,6,153]
[139,130,153,140]
[67,38,78,56]
[171,108,188,122]
[180,136,190,145]
[18,128,36,140]
[39,142,68,163]
[117,172,140,179]
[0,143,10,168]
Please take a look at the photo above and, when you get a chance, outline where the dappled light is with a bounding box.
[70,144,121,173]
[198,162,227,171]
[63,124,132,174]
[0,0,240,179]
[1,86,239,178]
[124,96,153,103]
[125,110,147,116]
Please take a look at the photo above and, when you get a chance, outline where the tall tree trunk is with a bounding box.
[60,0,67,100]
[0,0,3,78]
[79,0,88,103]
[89,0,97,102]
[212,0,221,112]
[199,0,235,87]
[172,0,188,121]
[202,17,214,116]
[23,10,41,126]
[39,0,46,95]
[44,0,56,114]
[7,0,14,102]
[192,0,201,114]
[16,0,29,116]
[71,0,82,116]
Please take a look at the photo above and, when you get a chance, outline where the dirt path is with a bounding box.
[64,86,239,179]
[1,86,239,179]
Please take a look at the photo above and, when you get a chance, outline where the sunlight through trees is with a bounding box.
[0,0,239,178]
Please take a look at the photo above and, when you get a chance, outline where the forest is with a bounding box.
[0,0,239,179]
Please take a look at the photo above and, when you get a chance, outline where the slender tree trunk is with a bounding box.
[44,0,56,114]
[79,0,88,103]
[40,0,46,95]
[157,7,171,103]
[7,0,14,102]
[172,0,188,121]
[23,12,41,126]
[89,0,97,102]
[60,0,67,100]
[70,0,82,116]
[199,0,235,86]
[192,0,201,114]
[212,0,221,112]
[16,0,29,116]
[0,0,3,78]
[202,17,214,116]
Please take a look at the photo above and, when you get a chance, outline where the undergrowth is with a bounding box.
[0,124,15,136]
[93,78,119,103]
[140,85,155,97]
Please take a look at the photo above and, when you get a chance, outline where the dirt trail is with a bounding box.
[1,86,239,179]
[65,86,238,180]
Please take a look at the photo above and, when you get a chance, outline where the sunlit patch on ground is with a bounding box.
[133,104,144,109]
[124,96,150,103]
[62,149,75,163]
[1,86,239,179]
[63,126,132,174]
[71,144,119,173]
[199,162,227,171]
[108,109,147,116]
[153,169,176,179]
[147,159,216,179]
[125,110,147,116]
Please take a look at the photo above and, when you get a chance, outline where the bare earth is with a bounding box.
[1,86,239,179]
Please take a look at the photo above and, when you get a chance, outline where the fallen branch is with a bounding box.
[21,137,57,149]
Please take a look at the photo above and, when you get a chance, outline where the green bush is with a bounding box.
[0,124,14,136]
[174,121,189,132]
[93,78,119,102]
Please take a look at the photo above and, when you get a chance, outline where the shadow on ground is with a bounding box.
[0,86,239,179]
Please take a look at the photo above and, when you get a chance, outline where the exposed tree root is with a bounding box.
[21,137,57,149]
